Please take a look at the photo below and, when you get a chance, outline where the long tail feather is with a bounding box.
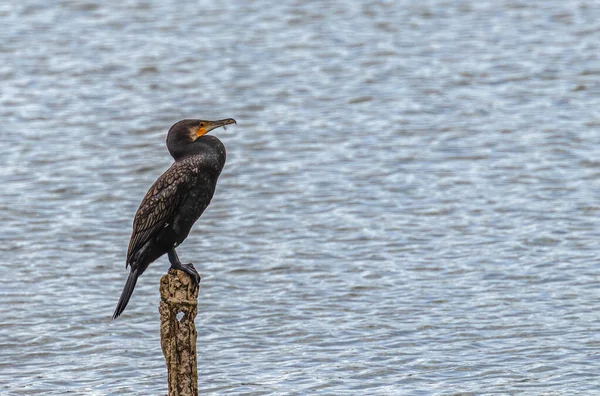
[112,269,139,320]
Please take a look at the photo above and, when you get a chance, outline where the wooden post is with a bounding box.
[159,269,199,396]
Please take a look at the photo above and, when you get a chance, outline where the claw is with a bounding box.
[181,263,201,285]
[168,249,201,285]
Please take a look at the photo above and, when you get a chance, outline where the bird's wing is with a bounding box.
[126,163,192,265]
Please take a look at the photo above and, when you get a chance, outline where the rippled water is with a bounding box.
[2,0,600,394]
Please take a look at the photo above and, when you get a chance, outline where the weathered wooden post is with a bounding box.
[159,269,199,396]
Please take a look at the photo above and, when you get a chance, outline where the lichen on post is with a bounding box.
[159,269,199,396]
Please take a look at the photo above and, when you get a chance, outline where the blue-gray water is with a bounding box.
[2,1,600,394]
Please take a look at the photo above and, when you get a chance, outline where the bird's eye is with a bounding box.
[199,123,205,128]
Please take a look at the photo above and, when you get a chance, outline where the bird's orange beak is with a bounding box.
[197,118,237,138]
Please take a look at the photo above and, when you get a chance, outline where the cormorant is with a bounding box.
[112,118,236,319]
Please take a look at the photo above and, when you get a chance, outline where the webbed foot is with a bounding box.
[178,262,201,285]
[168,248,201,285]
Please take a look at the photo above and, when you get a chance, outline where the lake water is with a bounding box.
[2,0,600,394]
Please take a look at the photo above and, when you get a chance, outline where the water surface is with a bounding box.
[2,0,600,394]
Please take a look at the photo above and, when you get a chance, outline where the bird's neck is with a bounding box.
[169,143,202,161]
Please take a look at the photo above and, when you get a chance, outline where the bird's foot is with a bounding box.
[171,262,201,285]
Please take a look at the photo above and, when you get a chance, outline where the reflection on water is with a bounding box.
[2,0,600,394]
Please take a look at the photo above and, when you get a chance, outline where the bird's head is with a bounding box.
[166,118,236,160]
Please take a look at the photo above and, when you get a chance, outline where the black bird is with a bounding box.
[113,118,236,319]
